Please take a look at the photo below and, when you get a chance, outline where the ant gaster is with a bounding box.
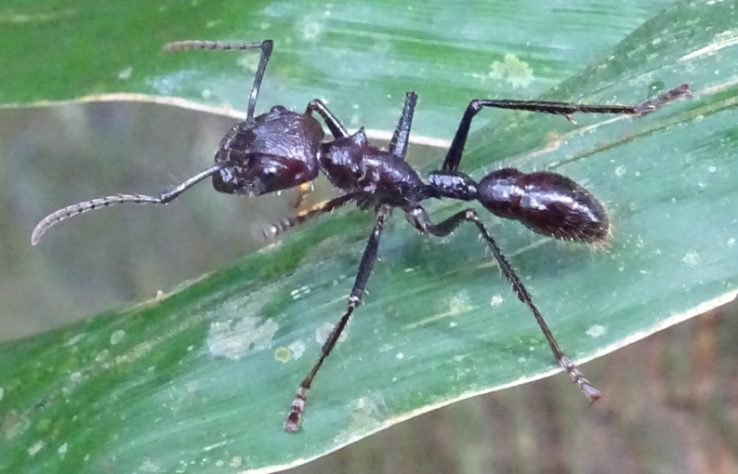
[31,39,691,432]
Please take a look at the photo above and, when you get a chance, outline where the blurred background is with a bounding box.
[2,102,736,473]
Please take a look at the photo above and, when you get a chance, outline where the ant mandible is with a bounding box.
[31,39,690,432]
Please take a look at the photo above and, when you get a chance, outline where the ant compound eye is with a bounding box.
[353,166,363,178]
[220,167,235,183]
[212,166,249,195]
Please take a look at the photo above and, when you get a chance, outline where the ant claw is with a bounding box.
[284,388,308,433]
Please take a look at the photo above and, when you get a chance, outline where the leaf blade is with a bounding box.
[3,1,738,473]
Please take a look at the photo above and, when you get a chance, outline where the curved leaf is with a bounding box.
[2,1,738,473]
[1,0,674,137]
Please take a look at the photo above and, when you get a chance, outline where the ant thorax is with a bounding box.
[319,128,425,204]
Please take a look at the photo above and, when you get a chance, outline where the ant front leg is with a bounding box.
[284,205,392,432]
[441,84,691,172]
[292,99,351,209]
[404,204,601,402]
[306,99,349,139]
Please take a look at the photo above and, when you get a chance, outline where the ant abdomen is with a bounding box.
[477,168,610,243]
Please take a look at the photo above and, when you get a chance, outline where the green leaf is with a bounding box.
[2,0,674,137]
[3,1,738,473]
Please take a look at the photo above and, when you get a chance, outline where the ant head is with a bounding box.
[211,153,284,196]
[211,110,322,197]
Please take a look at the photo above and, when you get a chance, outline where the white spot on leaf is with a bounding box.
[682,251,701,267]
[237,54,260,73]
[117,67,133,80]
[110,329,125,345]
[63,333,85,347]
[27,441,44,457]
[138,458,162,472]
[207,317,279,360]
[288,340,306,359]
[341,396,382,437]
[290,285,311,300]
[488,54,534,89]
[298,15,323,42]
[586,324,607,338]
[449,290,473,315]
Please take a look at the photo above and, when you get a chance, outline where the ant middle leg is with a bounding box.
[290,182,313,210]
[441,83,691,172]
[264,192,365,239]
[404,204,601,402]
[389,91,418,159]
[284,205,392,432]
[163,40,273,123]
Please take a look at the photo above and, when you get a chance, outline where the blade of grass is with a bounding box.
[2,1,737,473]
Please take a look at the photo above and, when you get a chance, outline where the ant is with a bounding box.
[31,39,690,432]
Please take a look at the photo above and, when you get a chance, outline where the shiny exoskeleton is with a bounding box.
[31,39,691,433]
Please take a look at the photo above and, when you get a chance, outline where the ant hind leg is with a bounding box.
[404,204,601,402]
[441,83,691,172]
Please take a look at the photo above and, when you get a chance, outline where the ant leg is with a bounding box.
[263,192,364,239]
[442,83,691,172]
[164,39,273,122]
[290,182,313,210]
[307,90,418,156]
[405,204,601,402]
[31,164,222,245]
[389,91,418,159]
[285,205,392,432]
[306,100,349,138]
[294,99,348,209]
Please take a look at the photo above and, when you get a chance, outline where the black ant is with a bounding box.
[31,39,691,432]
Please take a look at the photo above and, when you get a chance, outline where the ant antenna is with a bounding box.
[31,164,222,246]
[163,39,273,122]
